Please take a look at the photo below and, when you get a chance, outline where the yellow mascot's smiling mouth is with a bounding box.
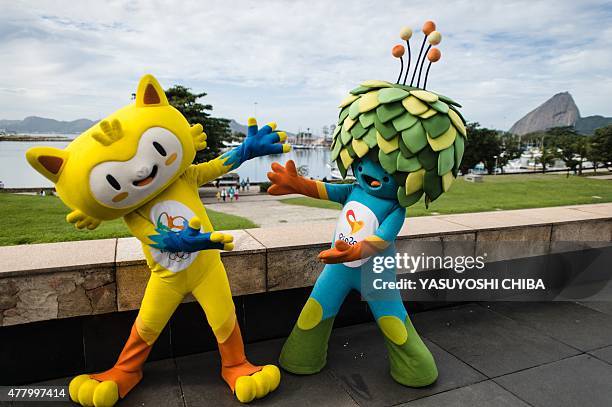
[133,165,158,187]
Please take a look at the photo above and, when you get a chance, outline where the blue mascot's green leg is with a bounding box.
[368,298,438,387]
[279,264,351,374]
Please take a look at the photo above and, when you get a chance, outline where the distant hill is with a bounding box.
[228,119,248,135]
[0,116,96,134]
[509,92,580,135]
[575,115,612,135]
[509,92,612,135]
[0,116,300,138]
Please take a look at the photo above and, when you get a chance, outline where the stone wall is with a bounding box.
[0,203,610,327]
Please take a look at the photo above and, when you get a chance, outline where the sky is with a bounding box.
[1,0,611,134]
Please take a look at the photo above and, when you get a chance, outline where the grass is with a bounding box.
[0,193,257,246]
[280,174,612,217]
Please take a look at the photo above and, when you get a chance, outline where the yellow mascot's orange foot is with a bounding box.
[69,374,120,407]
[69,323,151,407]
[225,363,281,403]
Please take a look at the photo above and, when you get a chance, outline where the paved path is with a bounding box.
[36,301,612,406]
[204,192,341,227]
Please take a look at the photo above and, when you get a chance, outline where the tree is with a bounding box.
[555,135,580,176]
[589,125,612,172]
[497,133,521,173]
[460,122,501,175]
[537,138,557,173]
[165,85,235,162]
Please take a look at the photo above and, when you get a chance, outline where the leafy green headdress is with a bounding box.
[330,20,467,208]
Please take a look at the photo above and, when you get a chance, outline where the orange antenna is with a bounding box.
[423,48,441,89]
[392,44,406,84]
[410,20,436,86]
[416,30,442,88]
[399,27,413,85]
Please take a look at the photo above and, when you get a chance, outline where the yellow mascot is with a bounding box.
[26,74,288,406]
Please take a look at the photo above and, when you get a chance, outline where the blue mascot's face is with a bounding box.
[353,156,398,200]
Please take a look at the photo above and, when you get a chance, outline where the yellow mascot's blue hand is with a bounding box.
[221,118,291,170]
[148,217,234,252]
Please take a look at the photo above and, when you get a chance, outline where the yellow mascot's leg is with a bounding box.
[69,274,184,407]
[191,262,281,403]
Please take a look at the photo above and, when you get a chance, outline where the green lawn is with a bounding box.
[0,193,257,246]
[280,174,612,217]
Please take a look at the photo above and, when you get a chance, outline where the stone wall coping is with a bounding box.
[1,203,610,275]
[0,239,117,277]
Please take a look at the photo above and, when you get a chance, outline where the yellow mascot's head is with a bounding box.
[26,74,206,229]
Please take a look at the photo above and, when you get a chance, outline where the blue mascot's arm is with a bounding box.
[147,217,234,253]
[190,117,290,186]
[323,183,354,204]
[374,205,406,243]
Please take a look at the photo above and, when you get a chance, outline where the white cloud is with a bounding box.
[0,0,611,132]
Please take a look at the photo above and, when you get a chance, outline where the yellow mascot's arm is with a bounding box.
[185,122,233,187]
[124,211,157,245]
[188,156,235,187]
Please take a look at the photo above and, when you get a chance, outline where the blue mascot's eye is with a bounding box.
[153,141,167,156]
[383,176,389,182]
[106,174,121,190]
[358,166,363,172]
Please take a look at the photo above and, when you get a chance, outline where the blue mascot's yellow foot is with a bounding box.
[69,375,119,407]
[234,365,281,403]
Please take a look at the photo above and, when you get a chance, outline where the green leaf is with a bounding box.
[401,121,427,153]
[340,126,352,145]
[397,154,422,172]
[350,121,368,139]
[350,85,370,95]
[374,115,397,140]
[378,87,410,104]
[453,134,465,175]
[437,93,462,108]
[348,99,361,119]
[423,169,443,201]
[331,138,342,161]
[397,187,423,207]
[338,107,349,124]
[417,146,437,171]
[399,138,415,158]
[333,124,342,137]
[337,159,348,178]
[359,111,377,129]
[376,102,405,123]
[346,143,357,158]
[429,100,449,114]
[422,114,451,138]
[378,149,399,174]
[392,111,418,132]
[363,127,378,148]
[437,145,455,176]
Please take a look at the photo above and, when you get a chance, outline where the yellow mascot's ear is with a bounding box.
[25,146,69,183]
[135,74,169,107]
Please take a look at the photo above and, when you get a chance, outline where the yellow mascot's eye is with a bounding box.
[153,141,167,157]
[106,174,122,190]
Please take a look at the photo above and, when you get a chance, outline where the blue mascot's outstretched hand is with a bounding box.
[221,117,291,170]
[148,217,234,253]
